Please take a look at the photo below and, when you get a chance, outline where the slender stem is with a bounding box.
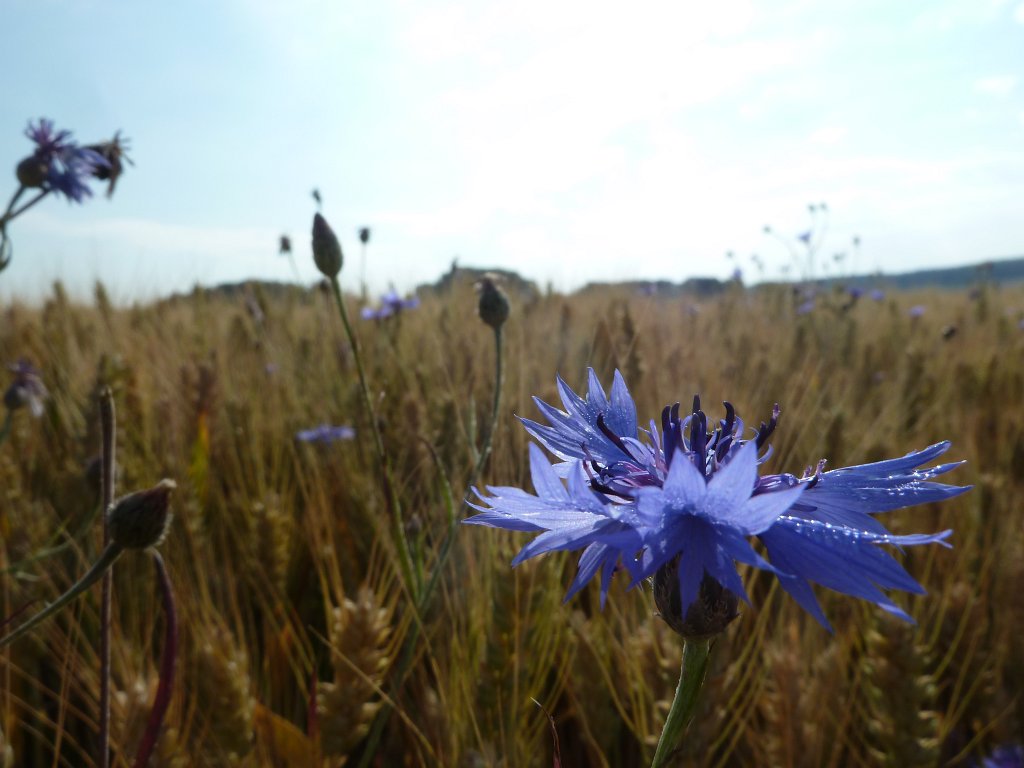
[0,185,26,223]
[5,189,49,222]
[99,388,116,768]
[354,326,504,768]
[467,325,504,490]
[132,552,177,768]
[650,638,712,768]
[0,410,11,446]
[360,243,367,301]
[285,250,301,284]
[0,501,101,576]
[327,276,416,596]
[0,544,123,650]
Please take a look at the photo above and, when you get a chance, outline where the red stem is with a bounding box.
[99,388,115,768]
[132,552,177,768]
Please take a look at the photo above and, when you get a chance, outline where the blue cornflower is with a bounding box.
[295,424,356,443]
[972,744,1024,768]
[4,359,48,417]
[796,299,816,315]
[465,369,969,631]
[909,304,926,318]
[870,289,885,301]
[361,290,420,320]
[19,118,109,203]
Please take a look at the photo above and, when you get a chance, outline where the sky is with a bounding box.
[1,0,1022,302]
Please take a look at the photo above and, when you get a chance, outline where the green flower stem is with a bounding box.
[353,322,504,768]
[99,387,115,768]
[650,638,712,768]
[1,186,26,223]
[0,502,101,576]
[467,325,504,490]
[4,189,49,222]
[327,275,417,597]
[0,543,123,650]
[0,410,11,445]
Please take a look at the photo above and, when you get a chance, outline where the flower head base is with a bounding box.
[4,359,48,417]
[465,369,969,631]
[654,565,740,640]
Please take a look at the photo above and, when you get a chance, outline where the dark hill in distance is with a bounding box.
[187,254,1024,304]
[580,255,1024,298]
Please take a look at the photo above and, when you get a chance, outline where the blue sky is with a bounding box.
[1,0,1022,301]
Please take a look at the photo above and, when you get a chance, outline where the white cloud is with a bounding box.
[975,75,1017,95]
[808,125,848,145]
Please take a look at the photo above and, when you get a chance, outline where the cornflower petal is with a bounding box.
[528,442,570,501]
[520,369,639,469]
[760,516,952,629]
[788,441,969,530]
[565,543,621,606]
[701,442,759,523]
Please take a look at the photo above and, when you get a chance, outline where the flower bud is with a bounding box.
[653,561,739,640]
[15,156,49,189]
[312,213,343,278]
[476,274,509,330]
[107,479,176,550]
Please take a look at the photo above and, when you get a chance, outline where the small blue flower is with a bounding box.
[4,359,48,417]
[21,118,109,203]
[870,289,885,301]
[909,304,926,318]
[361,290,420,320]
[972,744,1024,768]
[797,230,813,245]
[295,424,356,443]
[465,370,969,629]
[797,299,816,315]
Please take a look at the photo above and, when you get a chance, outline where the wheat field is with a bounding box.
[0,275,1020,767]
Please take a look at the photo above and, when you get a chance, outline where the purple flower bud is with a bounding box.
[476,274,510,330]
[311,213,343,278]
[107,479,176,550]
